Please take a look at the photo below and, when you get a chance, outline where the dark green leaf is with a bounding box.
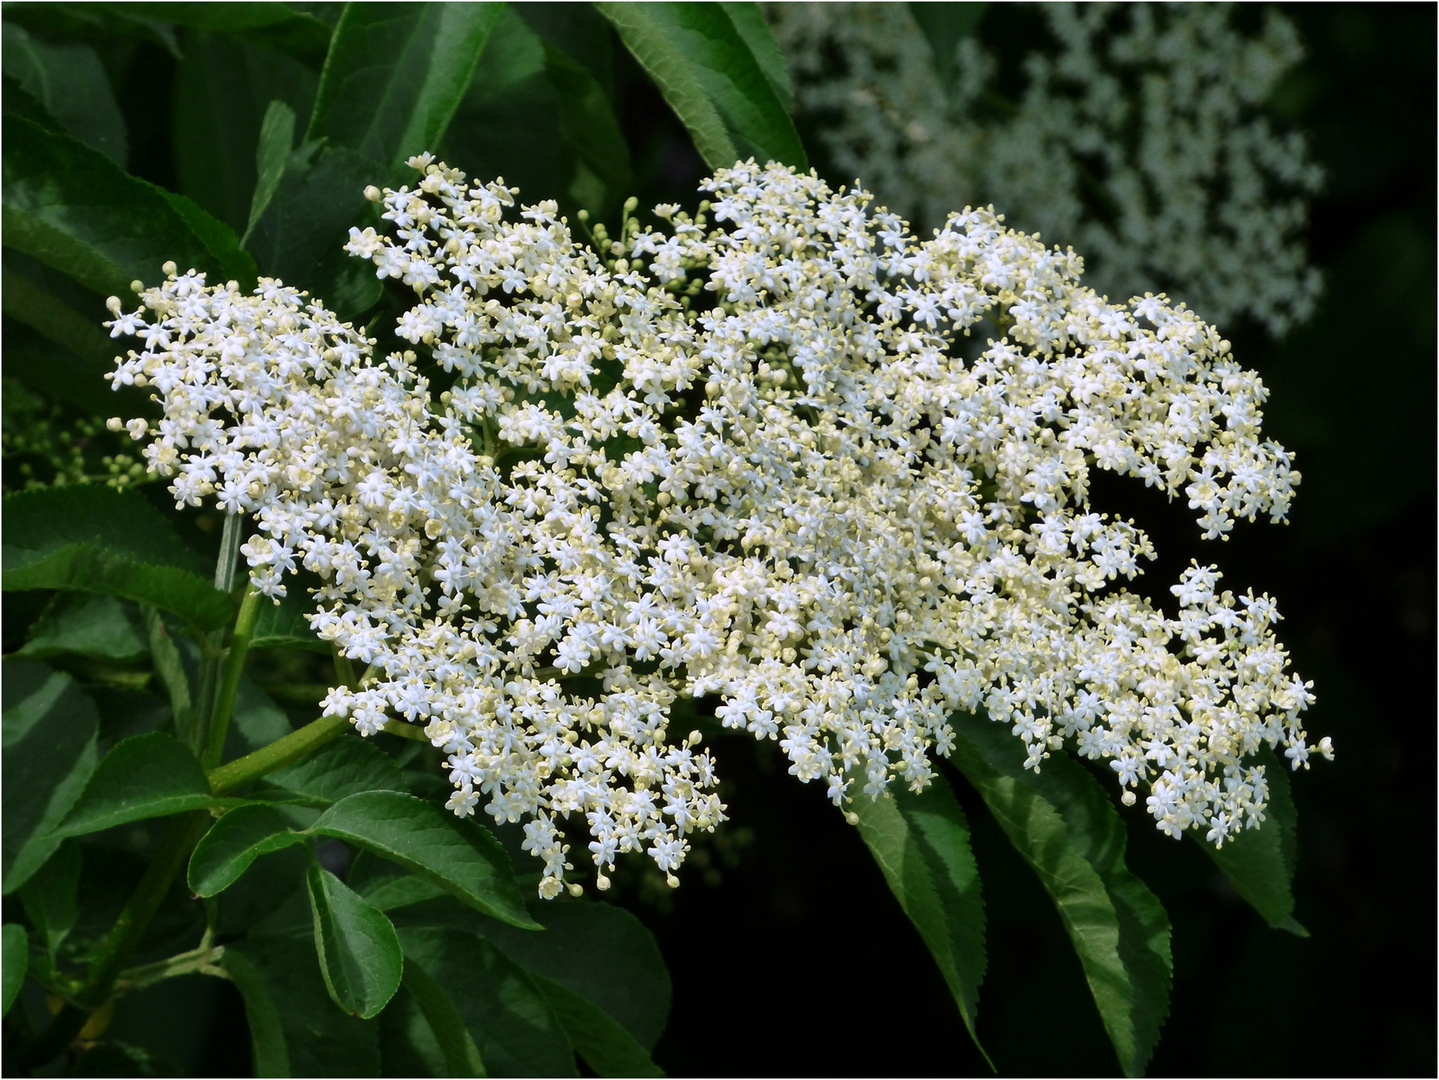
[401,954,487,1077]
[2,924,27,1017]
[2,116,253,296]
[20,593,149,662]
[309,791,538,929]
[245,139,382,316]
[1,658,99,894]
[307,2,504,167]
[1195,749,1298,929]
[1,485,233,632]
[58,731,216,837]
[226,933,381,1076]
[908,3,988,84]
[350,861,449,912]
[261,734,406,806]
[226,676,295,758]
[245,100,298,246]
[397,925,577,1076]
[2,23,128,165]
[188,804,305,897]
[950,714,1172,1077]
[717,2,791,108]
[851,772,988,1064]
[0,263,125,376]
[249,587,326,651]
[123,2,334,68]
[475,901,669,1050]
[219,947,291,1077]
[536,976,663,1077]
[172,27,320,236]
[19,840,82,957]
[595,2,806,169]
[143,605,194,742]
[542,41,632,207]
[307,863,403,1018]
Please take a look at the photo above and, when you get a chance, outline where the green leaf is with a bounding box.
[2,924,27,1017]
[2,115,254,297]
[594,2,806,170]
[400,954,488,1077]
[171,27,320,236]
[851,772,989,1065]
[396,925,577,1076]
[309,792,538,929]
[536,976,663,1078]
[225,933,381,1076]
[349,860,449,912]
[949,714,1172,1077]
[908,3,988,84]
[19,840,82,957]
[20,593,150,662]
[227,676,296,758]
[261,734,406,806]
[220,947,291,1077]
[122,2,335,68]
[2,23,128,165]
[717,2,792,108]
[249,587,326,652]
[188,804,306,897]
[1195,749,1299,929]
[542,40,632,207]
[1,658,99,894]
[1,486,233,632]
[143,605,194,743]
[58,731,216,838]
[244,100,298,247]
[244,138,382,316]
[308,2,504,167]
[473,901,669,1050]
[307,863,404,1018]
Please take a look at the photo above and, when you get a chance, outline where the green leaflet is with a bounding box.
[249,586,327,652]
[470,900,671,1052]
[308,2,504,168]
[260,734,408,807]
[400,956,488,1077]
[396,924,578,1077]
[851,772,989,1066]
[220,947,291,1078]
[20,593,150,663]
[18,840,82,958]
[1,659,99,894]
[188,804,307,897]
[1,486,233,632]
[245,100,298,247]
[536,976,664,1078]
[2,115,255,297]
[1195,749,1301,930]
[122,3,334,69]
[225,932,381,1077]
[58,731,221,838]
[949,714,1172,1077]
[307,863,404,1018]
[1,924,27,1017]
[310,792,539,930]
[595,2,806,170]
[1,23,128,166]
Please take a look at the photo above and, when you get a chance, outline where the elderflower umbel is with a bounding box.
[106,155,1328,897]
[768,2,1323,335]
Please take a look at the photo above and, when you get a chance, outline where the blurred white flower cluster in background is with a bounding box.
[106,154,1327,898]
[768,2,1323,336]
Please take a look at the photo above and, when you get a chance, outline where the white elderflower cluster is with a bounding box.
[768,2,1323,335]
[107,155,1327,896]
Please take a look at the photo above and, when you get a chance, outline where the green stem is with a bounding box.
[115,942,229,993]
[202,586,263,770]
[191,513,247,757]
[207,714,349,795]
[381,719,428,742]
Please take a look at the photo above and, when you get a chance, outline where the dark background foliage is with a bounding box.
[2,4,1433,1076]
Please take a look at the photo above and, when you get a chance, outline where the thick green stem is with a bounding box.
[207,713,349,795]
[202,586,263,769]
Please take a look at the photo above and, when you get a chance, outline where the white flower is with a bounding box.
[106,155,1325,894]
